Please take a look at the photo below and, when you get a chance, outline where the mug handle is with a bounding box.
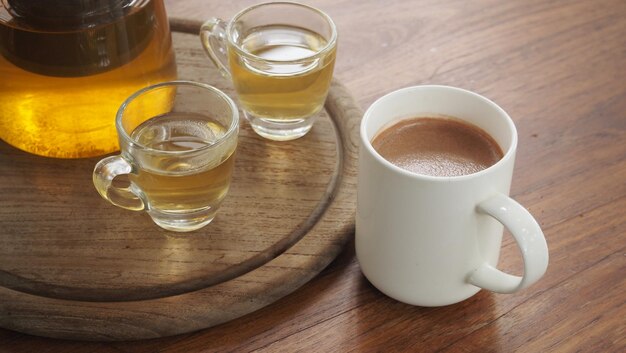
[93,155,145,211]
[200,18,231,79]
[468,193,549,293]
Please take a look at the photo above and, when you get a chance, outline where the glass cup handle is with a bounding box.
[468,193,549,293]
[200,18,231,79]
[93,155,145,211]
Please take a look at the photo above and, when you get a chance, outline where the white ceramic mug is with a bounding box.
[356,85,549,306]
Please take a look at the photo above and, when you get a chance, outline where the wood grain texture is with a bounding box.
[0,26,352,303]
[0,23,361,339]
[1,0,625,351]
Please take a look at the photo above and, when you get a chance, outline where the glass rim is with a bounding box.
[116,80,239,154]
[226,1,338,64]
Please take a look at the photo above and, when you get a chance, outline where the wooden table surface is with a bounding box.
[1,0,624,352]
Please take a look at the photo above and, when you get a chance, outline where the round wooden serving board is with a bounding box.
[0,19,361,341]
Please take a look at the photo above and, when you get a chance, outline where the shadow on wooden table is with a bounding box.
[350,274,502,352]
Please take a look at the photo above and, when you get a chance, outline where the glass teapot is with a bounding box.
[0,0,177,158]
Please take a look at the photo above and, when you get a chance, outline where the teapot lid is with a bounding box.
[6,0,135,29]
[0,0,156,76]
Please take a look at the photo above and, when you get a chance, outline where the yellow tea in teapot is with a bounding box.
[0,0,177,158]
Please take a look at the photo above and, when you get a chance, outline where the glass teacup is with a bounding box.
[93,81,239,232]
[201,2,337,141]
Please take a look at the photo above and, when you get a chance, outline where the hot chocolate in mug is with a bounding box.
[356,85,549,306]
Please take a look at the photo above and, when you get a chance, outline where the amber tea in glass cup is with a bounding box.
[93,81,239,232]
[200,2,337,141]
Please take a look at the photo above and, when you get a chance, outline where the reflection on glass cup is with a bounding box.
[93,81,239,232]
[200,2,337,141]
